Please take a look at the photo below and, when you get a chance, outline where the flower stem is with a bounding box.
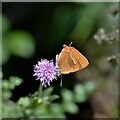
[38,82,43,97]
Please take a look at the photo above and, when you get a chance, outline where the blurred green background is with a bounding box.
[1,2,119,119]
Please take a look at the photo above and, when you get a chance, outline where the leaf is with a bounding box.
[2,101,18,118]
[50,103,62,115]
[42,87,53,96]
[84,81,96,94]
[9,76,23,86]
[4,76,23,90]
[74,84,87,103]
[2,91,11,99]
[2,80,10,90]
[18,97,31,107]
[49,95,60,101]
[34,104,48,117]
[6,30,35,58]
[61,89,74,102]
[63,102,78,114]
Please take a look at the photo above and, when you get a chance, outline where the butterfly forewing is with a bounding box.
[58,45,89,74]
[70,47,89,69]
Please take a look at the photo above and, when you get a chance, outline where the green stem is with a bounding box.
[38,82,43,97]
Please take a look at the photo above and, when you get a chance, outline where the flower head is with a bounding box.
[33,59,60,87]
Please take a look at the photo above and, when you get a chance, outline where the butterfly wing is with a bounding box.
[70,47,89,69]
[58,49,73,74]
[58,45,89,74]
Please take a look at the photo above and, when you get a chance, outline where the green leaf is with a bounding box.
[42,87,53,96]
[74,84,87,103]
[2,101,18,117]
[49,95,60,101]
[25,108,32,116]
[34,104,48,117]
[2,77,22,91]
[63,102,78,114]
[6,30,35,58]
[84,81,96,94]
[18,97,30,107]
[8,76,23,90]
[2,80,11,90]
[50,103,62,115]
[36,98,42,104]
[9,76,23,86]
[61,89,74,102]
[2,91,11,99]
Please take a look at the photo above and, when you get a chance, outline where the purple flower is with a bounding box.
[33,59,60,87]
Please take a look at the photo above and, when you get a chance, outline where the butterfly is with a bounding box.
[56,43,89,74]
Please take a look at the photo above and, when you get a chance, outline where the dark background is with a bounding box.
[2,2,118,119]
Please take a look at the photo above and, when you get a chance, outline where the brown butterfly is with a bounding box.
[56,44,89,74]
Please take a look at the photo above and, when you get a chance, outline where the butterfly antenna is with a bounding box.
[69,42,73,46]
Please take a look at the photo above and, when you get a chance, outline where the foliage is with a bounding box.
[1,15,35,65]
[1,76,95,118]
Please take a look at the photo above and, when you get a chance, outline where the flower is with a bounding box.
[33,59,60,87]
